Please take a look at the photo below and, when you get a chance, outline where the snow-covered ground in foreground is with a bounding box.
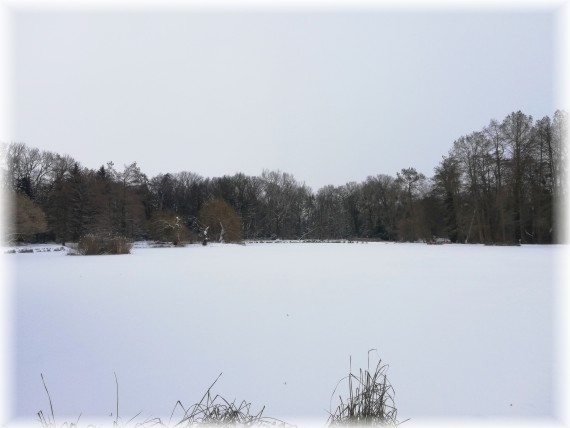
[2,242,565,426]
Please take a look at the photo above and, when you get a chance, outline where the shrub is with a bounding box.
[198,198,242,243]
[6,191,48,243]
[328,353,406,426]
[77,234,132,255]
[149,212,195,246]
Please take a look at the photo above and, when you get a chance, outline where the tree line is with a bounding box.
[2,110,567,245]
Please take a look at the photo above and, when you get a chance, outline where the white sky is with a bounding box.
[3,1,567,190]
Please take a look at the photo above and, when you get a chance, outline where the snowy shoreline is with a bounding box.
[3,237,545,255]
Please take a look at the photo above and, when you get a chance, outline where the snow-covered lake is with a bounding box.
[2,242,566,426]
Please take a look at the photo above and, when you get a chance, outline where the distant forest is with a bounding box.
[2,110,567,245]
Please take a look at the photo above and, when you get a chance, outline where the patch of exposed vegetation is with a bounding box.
[36,354,406,427]
[327,352,407,426]
[37,373,293,428]
[74,234,132,255]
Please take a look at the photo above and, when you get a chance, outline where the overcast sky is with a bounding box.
[7,4,565,190]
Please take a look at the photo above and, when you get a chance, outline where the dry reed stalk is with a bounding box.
[327,352,408,426]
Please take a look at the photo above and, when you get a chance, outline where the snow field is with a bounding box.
[4,242,563,426]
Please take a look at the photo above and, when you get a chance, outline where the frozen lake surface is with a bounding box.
[3,242,565,426]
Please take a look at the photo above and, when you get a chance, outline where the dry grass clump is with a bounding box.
[36,356,406,428]
[37,373,292,428]
[327,353,407,426]
[168,373,291,427]
[76,234,132,255]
